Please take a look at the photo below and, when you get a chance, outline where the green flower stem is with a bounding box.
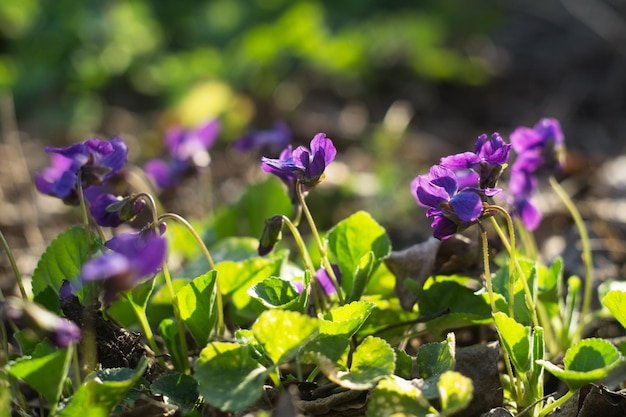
[480,227,497,314]
[137,193,190,373]
[76,171,92,252]
[157,212,224,337]
[295,182,344,304]
[488,212,539,328]
[487,205,517,318]
[539,390,574,417]
[0,229,26,299]
[480,226,520,404]
[548,176,593,340]
[71,347,82,387]
[123,293,165,368]
[281,215,324,312]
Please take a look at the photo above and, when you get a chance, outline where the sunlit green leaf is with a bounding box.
[177,270,218,346]
[366,375,432,417]
[247,276,305,311]
[347,251,375,303]
[537,338,623,389]
[32,226,94,312]
[320,336,395,390]
[438,371,473,416]
[494,312,532,373]
[415,333,456,398]
[252,310,318,365]
[319,300,375,337]
[58,356,148,416]
[194,342,267,411]
[327,211,391,294]
[602,290,626,329]
[7,344,73,409]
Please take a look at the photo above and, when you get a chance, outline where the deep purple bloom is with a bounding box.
[510,118,565,171]
[508,118,565,230]
[145,119,220,189]
[441,132,511,189]
[81,230,167,304]
[412,165,497,240]
[261,133,336,189]
[234,121,292,155]
[294,265,341,296]
[36,137,128,205]
[1,297,81,348]
[87,190,146,228]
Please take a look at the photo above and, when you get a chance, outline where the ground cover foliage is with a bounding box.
[2,2,626,416]
[1,116,625,417]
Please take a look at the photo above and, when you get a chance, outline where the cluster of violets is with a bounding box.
[18,114,562,347]
[14,119,297,346]
[412,118,564,240]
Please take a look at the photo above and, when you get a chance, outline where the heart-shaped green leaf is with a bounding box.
[319,336,395,390]
[177,270,218,346]
[537,338,623,389]
[252,309,318,365]
[366,375,432,417]
[320,300,375,337]
[602,290,626,329]
[194,342,267,411]
[494,312,532,373]
[7,344,73,410]
[32,226,94,312]
[58,356,148,416]
[328,211,391,294]
[248,276,305,311]
[438,371,473,416]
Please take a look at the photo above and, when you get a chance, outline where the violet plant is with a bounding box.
[0,119,624,417]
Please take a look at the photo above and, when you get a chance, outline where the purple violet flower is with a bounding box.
[144,119,220,189]
[36,137,128,205]
[88,191,146,228]
[294,265,341,296]
[1,297,81,348]
[412,165,498,240]
[234,121,292,155]
[440,132,511,189]
[261,133,336,189]
[81,230,167,304]
[508,118,565,230]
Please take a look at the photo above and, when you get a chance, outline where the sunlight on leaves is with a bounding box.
[537,338,623,390]
[366,375,432,417]
[252,309,318,365]
[32,226,94,312]
[438,371,473,416]
[319,300,375,337]
[195,342,267,412]
[493,312,532,373]
[602,290,626,329]
[328,210,391,294]
[320,336,395,390]
[176,270,218,346]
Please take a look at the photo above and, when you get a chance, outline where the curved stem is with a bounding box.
[488,205,517,317]
[136,193,190,372]
[480,227,497,314]
[549,176,593,340]
[488,211,539,327]
[0,229,26,299]
[295,182,344,304]
[281,215,323,313]
[539,390,574,417]
[158,212,223,336]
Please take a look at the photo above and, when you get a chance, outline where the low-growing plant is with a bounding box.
[1,117,624,416]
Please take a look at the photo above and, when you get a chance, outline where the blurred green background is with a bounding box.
[2,0,626,246]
